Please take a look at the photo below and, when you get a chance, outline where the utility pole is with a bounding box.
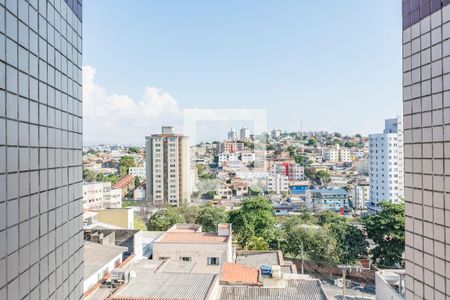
[301,242,304,275]
[342,268,346,299]
[338,265,362,300]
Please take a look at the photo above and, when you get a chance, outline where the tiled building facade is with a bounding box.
[403,0,450,298]
[1,0,83,299]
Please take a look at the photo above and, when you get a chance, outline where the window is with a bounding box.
[180,257,192,262]
[207,257,220,265]
[159,257,170,260]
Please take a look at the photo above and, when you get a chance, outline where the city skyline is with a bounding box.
[82,0,403,144]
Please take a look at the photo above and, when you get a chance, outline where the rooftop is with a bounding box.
[220,262,261,286]
[159,232,229,244]
[110,260,217,300]
[167,223,202,233]
[236,251,282,269]
[112,175,135,189]
[84,242,127,280]
[220,279,328,300]
[159,260,196,273]
[308,188,348,195]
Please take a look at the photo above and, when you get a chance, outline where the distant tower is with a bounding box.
[271,129,281,140]
[368,116,404,212]
[227,128,237,141]
[146,127,191,206]
[240,127,250,140]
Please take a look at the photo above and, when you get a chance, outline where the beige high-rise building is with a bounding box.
[145,127,191,206]
[402,1,450,298]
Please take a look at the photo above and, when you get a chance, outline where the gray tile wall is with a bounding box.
[403,5,450,299]
[0,0,83,299]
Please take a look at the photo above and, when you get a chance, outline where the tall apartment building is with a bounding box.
[271,128,281,140]
[352,181,370,211]
[145,127,191,206]
[402,1,450,298]
[322,144,351,163]
[220,140,244,153]
[266,174,289,195]
[239,126,250,140]
[227,128,237,141]
[368,117,404,212]
[0,1,84,299]
[271,162,304,181]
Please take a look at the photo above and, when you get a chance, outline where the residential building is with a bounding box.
[271,129,281,140]
[305,188,349,213]
[402,2,450,298]
[289,181,310,195]
[145,126,191,206]
[227,128,237,141]
[322,144,352,162]
[266,174,289,195]
[240,126,250,140]
[352,181,370,211]
[322,146,339,162]
[82,182,122,210]
[329,176,348,186]
[218,152,239,166]
[271,162,305,181]
[133,187,145,200]
[368,117,404,212]
[128,164,146,178]
[0,1,84,299]
[152,223,234,273]
[220,140,244,153]
[240,150,255,164]
[112,174,135,198]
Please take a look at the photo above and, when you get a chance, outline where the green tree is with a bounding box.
[247,236,269,250]
[119,156,136,176]
[282,223,339,264]
[205,191,215,199]
[196,204,228,232]
[318,211,368,263]
[105,174,119,185]
[128,147,138,153]
[134,176,141,188]
[362,201,405,268]
[334,132,342,138]
[175,205,201,223]
[294,155,312,167]
[248,186,264,196]
[146,208,185,231]
[228,197,276,249]
[83,168,97,182]
[307,138,317,147]
[134,216,147,230]
[95,173,105,182]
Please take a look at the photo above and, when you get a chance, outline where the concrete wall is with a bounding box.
[375,272,404,300]
[152,242,231,273]
[96,208,134,229]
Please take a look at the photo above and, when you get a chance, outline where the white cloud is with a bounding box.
[82,66,181,144]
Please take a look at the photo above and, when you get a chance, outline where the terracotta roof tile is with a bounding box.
[112,175,135,189]
[220,262,261,286]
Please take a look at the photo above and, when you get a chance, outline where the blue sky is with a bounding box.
[82,0,402,144]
